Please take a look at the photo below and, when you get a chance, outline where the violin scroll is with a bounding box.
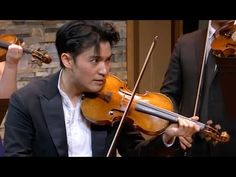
[28,47,52,64]
[201,120,230,145]
[202,127,230,145]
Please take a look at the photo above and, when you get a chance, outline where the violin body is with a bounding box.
[81,74,172,135]
[81,74,230,143]
[0,35,21,62]
[211,23,236,58]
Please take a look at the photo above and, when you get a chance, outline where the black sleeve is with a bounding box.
[4,92,34,157]
[160,38,183,112]
[116,122,180,157]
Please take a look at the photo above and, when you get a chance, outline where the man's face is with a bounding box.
[70,41,113,93]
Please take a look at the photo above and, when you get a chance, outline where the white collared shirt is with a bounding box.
[205,24,216,61]
[58,69,92,157]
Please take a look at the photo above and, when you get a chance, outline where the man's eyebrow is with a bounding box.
[108,53,114,59]
[90,53,114,59]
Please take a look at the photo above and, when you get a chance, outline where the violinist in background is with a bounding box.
[4,20,200,157]
[0,44,23,98]
[0,43,23,157]
[160,20,236,156]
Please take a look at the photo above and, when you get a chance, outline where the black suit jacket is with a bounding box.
[161,28,236,156]
[4,71,172,157]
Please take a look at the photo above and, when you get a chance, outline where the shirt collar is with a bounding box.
[209,24,216,39]
[58,69,82,107]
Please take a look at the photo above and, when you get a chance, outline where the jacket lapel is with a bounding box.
[193,29,218,121]
[40,95,68,156]
[200,50,218,123]
[194,29,217,88]
[40,71,68,156]
[205,51,217,88]
[194,29,207,69]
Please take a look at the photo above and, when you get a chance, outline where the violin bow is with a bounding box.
[106,36,158,157]
[193,20,212,116]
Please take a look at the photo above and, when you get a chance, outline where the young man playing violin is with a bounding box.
[4,20,200,157]
[161,20,236,156]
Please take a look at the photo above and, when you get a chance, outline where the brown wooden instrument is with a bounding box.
[0,34,52,64]
[211,20,236,58]
[81,74,230,144]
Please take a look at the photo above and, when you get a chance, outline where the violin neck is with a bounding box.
[0,39,32,55]
[135,101,205,129]
[0,40,10,49]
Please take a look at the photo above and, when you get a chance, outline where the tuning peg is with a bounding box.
[220,131,230,142]
[212,140,219,146]
[215,124,221,130]
[206,120,213,125]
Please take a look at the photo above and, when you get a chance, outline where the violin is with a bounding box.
[81,74,230,144]
[0,34,52,64]
[211,20,236,58]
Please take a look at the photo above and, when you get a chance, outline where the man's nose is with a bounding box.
[99,62,109,75]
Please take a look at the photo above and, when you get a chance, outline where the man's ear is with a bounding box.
[61,53,73,69]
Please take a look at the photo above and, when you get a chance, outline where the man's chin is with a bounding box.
[88,86,103,93]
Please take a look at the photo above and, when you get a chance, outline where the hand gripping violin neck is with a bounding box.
[0,34,52,64]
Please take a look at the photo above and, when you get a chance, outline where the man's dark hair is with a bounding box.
[55,20,120,68]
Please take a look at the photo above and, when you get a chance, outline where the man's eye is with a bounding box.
[104,58,110,63]
[104,55,113,63]
[91,57,99,63]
